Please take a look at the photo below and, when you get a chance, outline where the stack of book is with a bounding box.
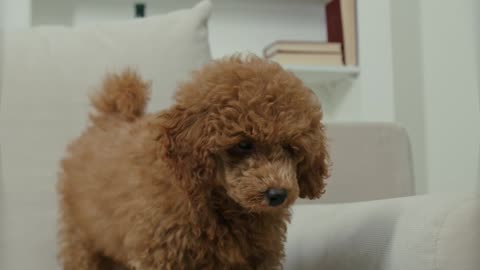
[263,41,343,66]
[263,0,357,67]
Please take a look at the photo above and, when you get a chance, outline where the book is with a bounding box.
[326,0,357,65]
[267,52,343,66]
[263,41,342,57]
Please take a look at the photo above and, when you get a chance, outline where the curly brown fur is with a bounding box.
[57,55,330,270]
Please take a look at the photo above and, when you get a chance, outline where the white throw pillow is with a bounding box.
[0,1,212,269]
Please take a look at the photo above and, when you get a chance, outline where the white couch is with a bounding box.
[0,1,479,269]
[287,193,480,270]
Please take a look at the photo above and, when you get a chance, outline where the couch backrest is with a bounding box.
[298,122,415,204]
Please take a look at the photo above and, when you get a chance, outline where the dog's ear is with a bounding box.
[156,105,217,194]
[297,124,330,199]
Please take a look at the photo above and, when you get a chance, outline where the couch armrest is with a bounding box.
[285,194,480,270]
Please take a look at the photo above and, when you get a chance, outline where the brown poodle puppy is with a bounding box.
[57,55,329,270]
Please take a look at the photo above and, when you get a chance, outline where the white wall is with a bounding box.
[2,0,31,30]
[419,0,480,192]
[390,0,427,193]
[356,0,395,122]
[477,0,480,192]
[0,0,5,25]
[318,0,397,123]
[32,0,73,26]
[0,0,4,262]
[208,0,327,58]
[387,0,480,194]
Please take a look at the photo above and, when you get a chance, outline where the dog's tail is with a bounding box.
[90,69,151,122]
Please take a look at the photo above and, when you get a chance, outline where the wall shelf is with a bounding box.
[284,65,360,88]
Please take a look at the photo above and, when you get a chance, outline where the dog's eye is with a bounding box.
[238,141,254,150]
[283,144,298,157]
[228,141,255,157]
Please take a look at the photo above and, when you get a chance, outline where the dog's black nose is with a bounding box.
[265,188,288,207]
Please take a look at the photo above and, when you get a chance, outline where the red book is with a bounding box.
[326,0,344,45]
[325,0,357,66]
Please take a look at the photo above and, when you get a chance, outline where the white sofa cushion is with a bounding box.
[0,1,212,269]
[286,193,480,270]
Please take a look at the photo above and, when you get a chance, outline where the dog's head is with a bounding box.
[159,55,329,212]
